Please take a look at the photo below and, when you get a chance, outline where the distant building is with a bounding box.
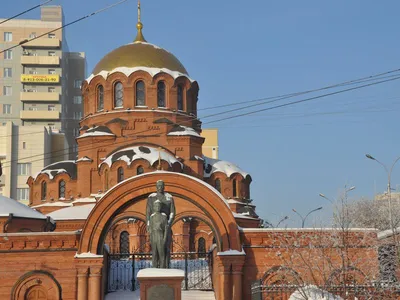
[0,6,86,202]
[0,121,68,204]
[0,6,86,159]
[201,128,218,159]
[375,192,400,202]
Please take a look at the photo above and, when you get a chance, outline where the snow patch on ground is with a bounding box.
[289,285,344,300]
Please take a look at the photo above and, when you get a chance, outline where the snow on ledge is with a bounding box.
[75,252,103,258]
[233,212,259,220]
[86,66,194,84]
[289,285,343,300]
[239,227,378,232]
[77,131,115,139]
[217,249,246,256]
[32,202,73,208]
[137,268,184,278]
[167,125,201,138]
[0,230,80,237]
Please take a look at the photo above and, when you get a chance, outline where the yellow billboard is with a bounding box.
[21,74,60,83]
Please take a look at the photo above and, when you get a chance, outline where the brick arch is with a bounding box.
[78,171,241,254]
[11,270,61,300]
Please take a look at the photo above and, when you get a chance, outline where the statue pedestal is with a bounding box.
[137,268,184,300]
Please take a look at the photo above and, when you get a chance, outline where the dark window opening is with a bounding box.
[59,180,66,198]
[136,80,145,106]
[157,81,166,107]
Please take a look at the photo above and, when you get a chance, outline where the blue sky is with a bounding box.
[4,0,400,227]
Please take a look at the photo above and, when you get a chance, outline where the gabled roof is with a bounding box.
[47,204,95,220]
[0,195,47,220]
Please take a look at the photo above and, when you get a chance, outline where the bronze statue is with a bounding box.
[146,180,175,268]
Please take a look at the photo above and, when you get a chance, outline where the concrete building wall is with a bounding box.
[201,128,219,159]
[0,121,68,204]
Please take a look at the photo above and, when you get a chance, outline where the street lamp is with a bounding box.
[292,207,323,228]
[276,216,289,228]
[366,153,400,243]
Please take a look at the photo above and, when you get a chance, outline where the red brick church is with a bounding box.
[0,4,382,300]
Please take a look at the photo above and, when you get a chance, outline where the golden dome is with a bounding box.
[92,41,189,75]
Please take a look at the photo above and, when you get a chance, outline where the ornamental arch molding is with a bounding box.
[78,171,241,254]
[11,270,62,300]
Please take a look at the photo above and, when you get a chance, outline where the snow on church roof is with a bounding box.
[100,146,182,168]
[47,204,95,220]
[34,160,77,180]
[86,66,194,85]
[77,125,115,139]
[167,125,201,138]
[203,156,250,179]
[0,195,48,220]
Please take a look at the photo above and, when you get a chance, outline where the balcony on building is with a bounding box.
[20,55,60,66]
[20,37,61,49]
[20,91,60,102]
[20,110,60,120]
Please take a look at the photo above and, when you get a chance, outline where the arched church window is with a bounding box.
[120,231,130,254]
[114,81,124,108]
[97,85,104,111]
[41,181,47,200]
[215,179,221,193]
[157,81,166,107]
[233,179,238,198]
[136,80,145,106]
[59,180,66,198]
[198,237,206,258]
[137,166,144,175]
[177,85,184,111]
[104,169,109,190]
[117,167,124,183]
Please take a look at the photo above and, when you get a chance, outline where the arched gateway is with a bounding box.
[78,171,241,254]
[75,172,245,300]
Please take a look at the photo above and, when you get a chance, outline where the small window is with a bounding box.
[48,33,56,39]
[4,68,12,78]
[4,32,12,42]
[16,188,29,201]
[74,80,82,88]
[17,163,31,175]
[198,237,206,258]
[74,112,82,120]
[41,181,47,200]
[157,81,166,107]
[73,128,79,137]
[48,87,56,93]
[137,166,144,175]
[48,105,56,111]
[117,167,124,183]
[135,81,145,106]
[48,69,56,74]
[48,51,56,56]
[177,85,184,110]
[120,231,130,254]
[73,96,82,104]
[3,104,11,114]
[22,142,26,149]
[215,179,221,193]
[233,179,238,198]
[114,82,124,108]
[59,180,66,198]
[97,85,104,111]
[4,50,12,60]
[3,86,12,96]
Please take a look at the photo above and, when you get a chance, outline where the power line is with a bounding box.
[197,69,400,112]
[2,73,399,169]
[0,0,54,26]
[0,0,128,54]
[203,76,400,125]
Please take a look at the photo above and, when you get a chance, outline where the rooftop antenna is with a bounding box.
[134,0,147,42]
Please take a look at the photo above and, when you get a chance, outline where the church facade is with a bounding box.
[0,7,382,300]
